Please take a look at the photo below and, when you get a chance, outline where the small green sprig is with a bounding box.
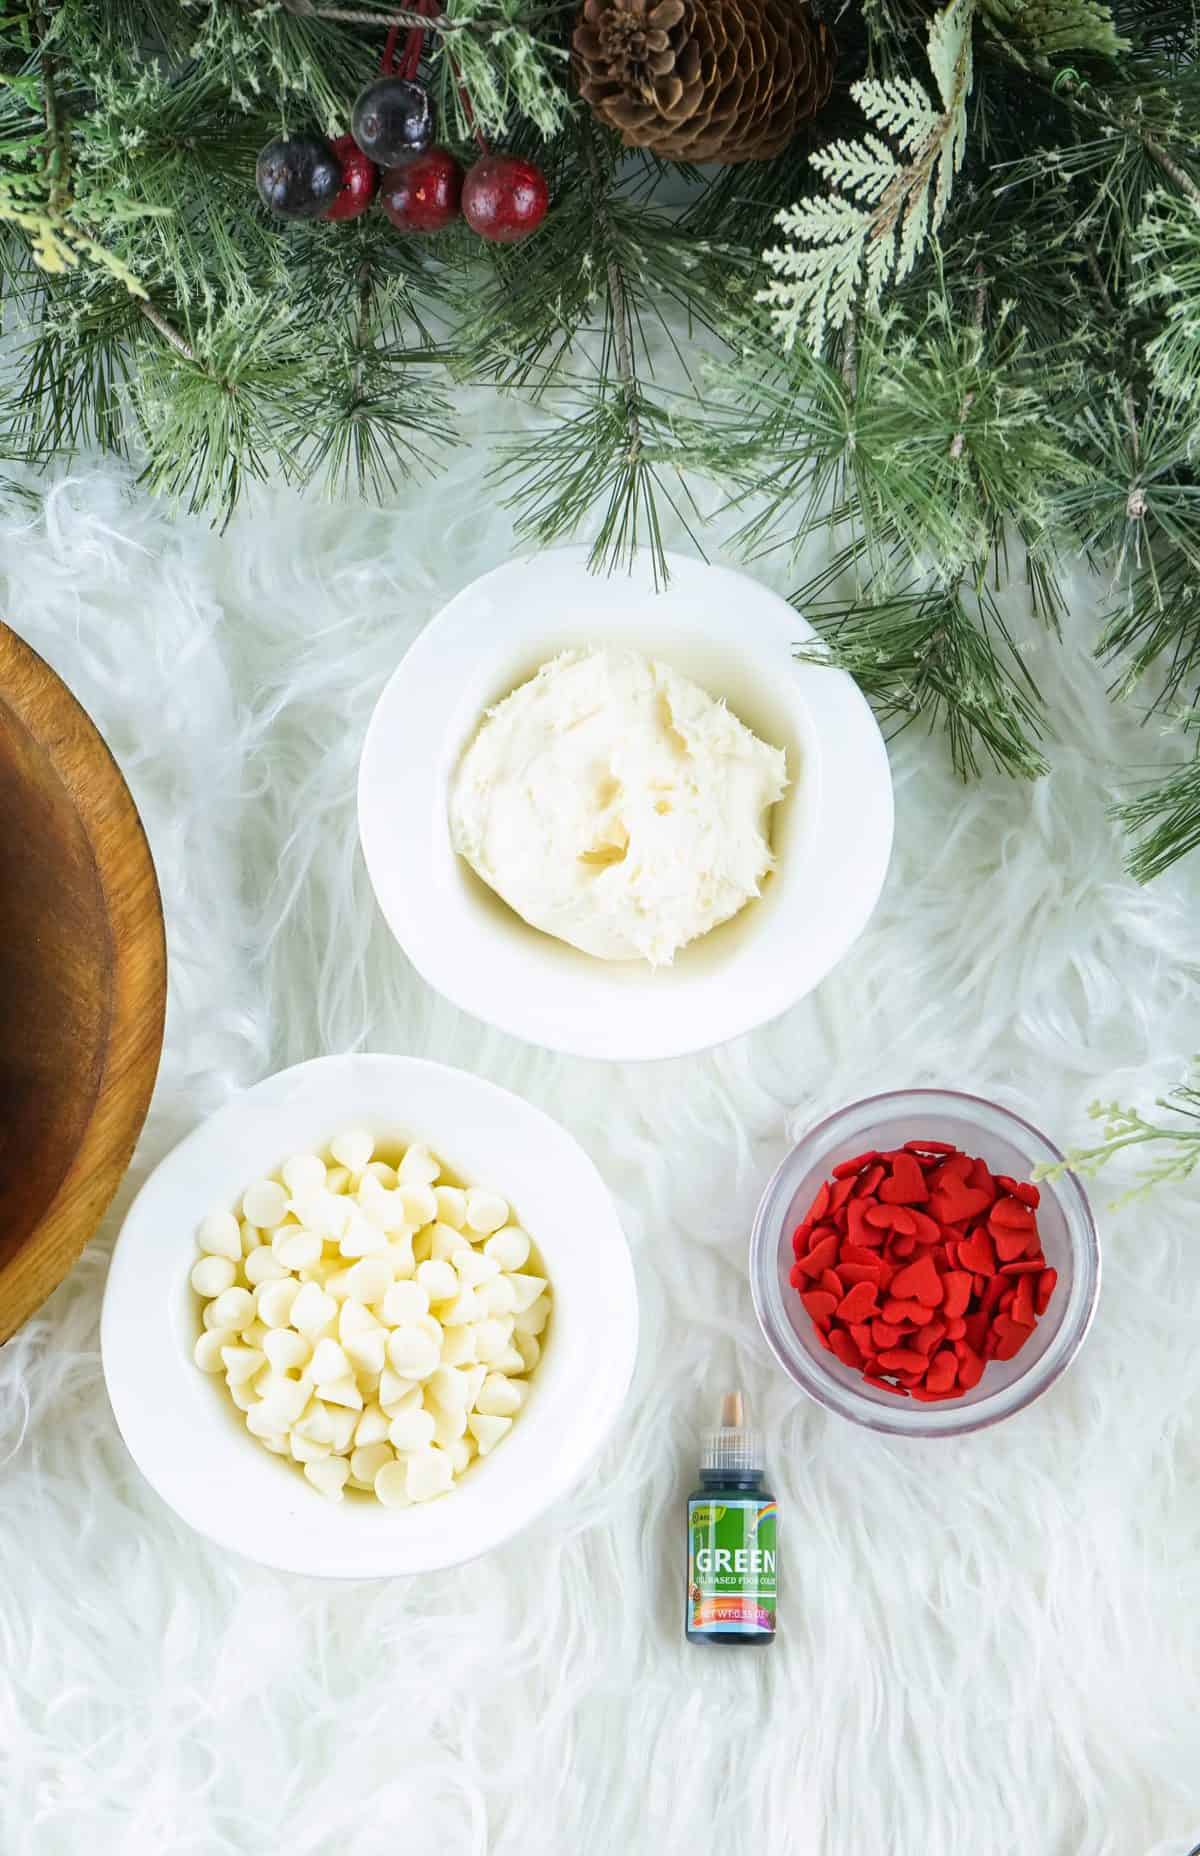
[1035,1068,1200,1203]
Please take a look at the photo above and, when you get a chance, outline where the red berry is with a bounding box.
[324,134,378,222]
[380,148,462,233]
[461,154,548,245]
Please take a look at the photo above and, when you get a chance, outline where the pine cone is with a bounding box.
[572,0,834,165]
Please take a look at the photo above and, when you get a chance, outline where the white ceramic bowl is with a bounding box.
[358,548,893,1061]
[101,1054,637,1577]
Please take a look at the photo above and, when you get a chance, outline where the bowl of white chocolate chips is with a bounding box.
[359,547,894,1062]
[101,1054,637,1576]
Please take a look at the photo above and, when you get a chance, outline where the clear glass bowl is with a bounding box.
[749,1089,1101,1437]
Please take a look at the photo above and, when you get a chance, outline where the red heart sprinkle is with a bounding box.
[821,1268,845,1300]
[925,1348,958,1393]
[956,1229,997,1275]
[940,1269,973,1319]
[797,1234,839,1277]
[827,1327,864,1369]
[876,1347,929,1374]
[904,1139,958,1155]
[993,1226,1033,1263]
[800,1290,838,1329]
[807,1181,832,1223]
[836,1281,880,1324]
[833,1150,881,1178]
[882,1297,928,1326]
[1035,1267,1058,1316]
[914,1319,948,1357]
[878,1153,930,1204]
[1010,1273,1036,1327]
[889,1254,944,1307]
[990,1313,1033,1361]
[989,1197,1035,1233]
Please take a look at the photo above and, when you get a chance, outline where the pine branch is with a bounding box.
[1114,743,1200,881]
[795,580,1049,779]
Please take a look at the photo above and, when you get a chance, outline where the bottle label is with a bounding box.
[687,1497,777,1635]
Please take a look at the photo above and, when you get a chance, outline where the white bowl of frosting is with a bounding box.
[358,548,893,1062]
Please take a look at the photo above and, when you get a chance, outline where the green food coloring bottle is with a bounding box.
[685,1390,777,1647]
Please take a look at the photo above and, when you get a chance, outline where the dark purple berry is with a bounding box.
[256,136,341,219]
[350,78,434,166]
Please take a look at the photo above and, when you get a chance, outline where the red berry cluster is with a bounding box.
[256,7,548,243]
[789,1140,1059,1402]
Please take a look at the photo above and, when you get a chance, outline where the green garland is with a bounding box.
[2,0,1200,877]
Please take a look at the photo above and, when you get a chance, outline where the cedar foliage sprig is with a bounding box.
[1035,1068,1200,1202]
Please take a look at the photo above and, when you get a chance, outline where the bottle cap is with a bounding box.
[701,1389,763,1476]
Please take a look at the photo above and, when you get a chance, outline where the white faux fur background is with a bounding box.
[2,426,1199,1856]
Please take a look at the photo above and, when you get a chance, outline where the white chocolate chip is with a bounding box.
[256,1278,302,1329]
[320,1375,364,1412]
[381,1281,430,1326]
[345,1258,392,1305]
[263,1328,311,1372]
[378,1369,419,1412]
[439,1325,477,1367]
[374,1460,410,1507]
[339,1213,389,1259]
[331,1129,374,1173]
[433,1186,466,1229]
[242,1180,289,1230]
[472,1318,514,1365]
[197,1211,242,1261]
[478,1275,518,1318]
[492,1344,527,1375]
[281,1153,326,1198]
[244,1248,289,1286]
[339,1300,382,1338]
[388,1407,437,1452]
[326,1405,359,1453]
[304,1456,350,1501]
[484,1227,532,1272]
[406,1446,454,1502]
[416,1259,458,1303]
[273,1228,323,1271]
[514,1332,541,1372]
[343,1329,387,1379]
[354,1402,390,1447]
[448,1437,474,1474]
[468,1413,513,1456]
[193,1327,237,1372]
[430,1222,471,1262]
[220,1344,265,1386]
[209,1286,255,1330]
[398,1145,440,1187]
[398,1184,438,1230]
[364,1161,398,1188]
[475,1373,525,1417]
[309,1337,352,1386]
[465,1189,508,1236]
[427,1365,471,1411]
[289,1281,338,1336]
[513,1293,551,1336]
[453,1248,500,1289]
[385,1326,441,1380]
[351,1442,394,1484]
[290,1432,332,1464]
[190,1255,236,1299]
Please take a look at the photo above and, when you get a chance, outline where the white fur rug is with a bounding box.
[2,437,1199,1856]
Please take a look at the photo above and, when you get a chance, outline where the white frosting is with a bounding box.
[449,649,788,966]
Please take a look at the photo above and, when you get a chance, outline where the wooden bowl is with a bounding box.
[0,625,166,1344]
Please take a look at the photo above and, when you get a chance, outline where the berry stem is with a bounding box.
[381,21,402,72]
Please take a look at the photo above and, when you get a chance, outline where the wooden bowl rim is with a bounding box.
[0,624,167,1344]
